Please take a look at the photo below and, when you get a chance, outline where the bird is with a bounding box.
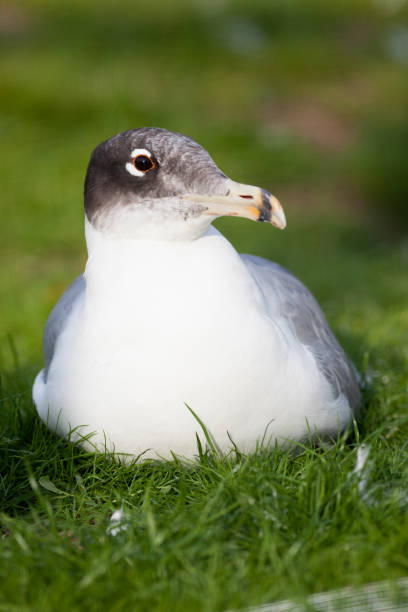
[33,127,360,460]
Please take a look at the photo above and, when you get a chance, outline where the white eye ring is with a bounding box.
[125,148,154,177]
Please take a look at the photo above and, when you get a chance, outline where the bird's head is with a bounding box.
[84,128,286,241]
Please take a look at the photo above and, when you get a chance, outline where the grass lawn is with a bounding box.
[1,1,408,610]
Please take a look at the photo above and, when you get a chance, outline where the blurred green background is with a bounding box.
[1,0,407,380]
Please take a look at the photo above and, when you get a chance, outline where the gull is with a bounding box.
[33,128,360,460]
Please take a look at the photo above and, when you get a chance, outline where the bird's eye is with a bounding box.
[133,154,155,173]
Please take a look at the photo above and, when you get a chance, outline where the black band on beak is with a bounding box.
[259,189,273,223]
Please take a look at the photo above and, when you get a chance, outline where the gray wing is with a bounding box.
[43,275,86,380]
[243,254,361,415]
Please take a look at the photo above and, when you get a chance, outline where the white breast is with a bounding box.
[37,223,349,460]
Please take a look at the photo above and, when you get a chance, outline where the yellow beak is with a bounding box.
[182,180,286,229]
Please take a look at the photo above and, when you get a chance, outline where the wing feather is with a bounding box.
[242,254,361,414]
[43,275,85,380]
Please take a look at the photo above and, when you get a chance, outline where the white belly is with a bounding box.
[34,229,350,459]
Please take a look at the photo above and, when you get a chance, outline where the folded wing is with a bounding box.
[242,254,361,415]
[43,275,86,381]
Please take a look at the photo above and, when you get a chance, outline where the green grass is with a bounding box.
[1,0,408,609]
[1,372,408,611]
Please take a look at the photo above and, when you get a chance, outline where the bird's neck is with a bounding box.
[84,215,221,268]
[83,217,263,315]
[85,203,214,243]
